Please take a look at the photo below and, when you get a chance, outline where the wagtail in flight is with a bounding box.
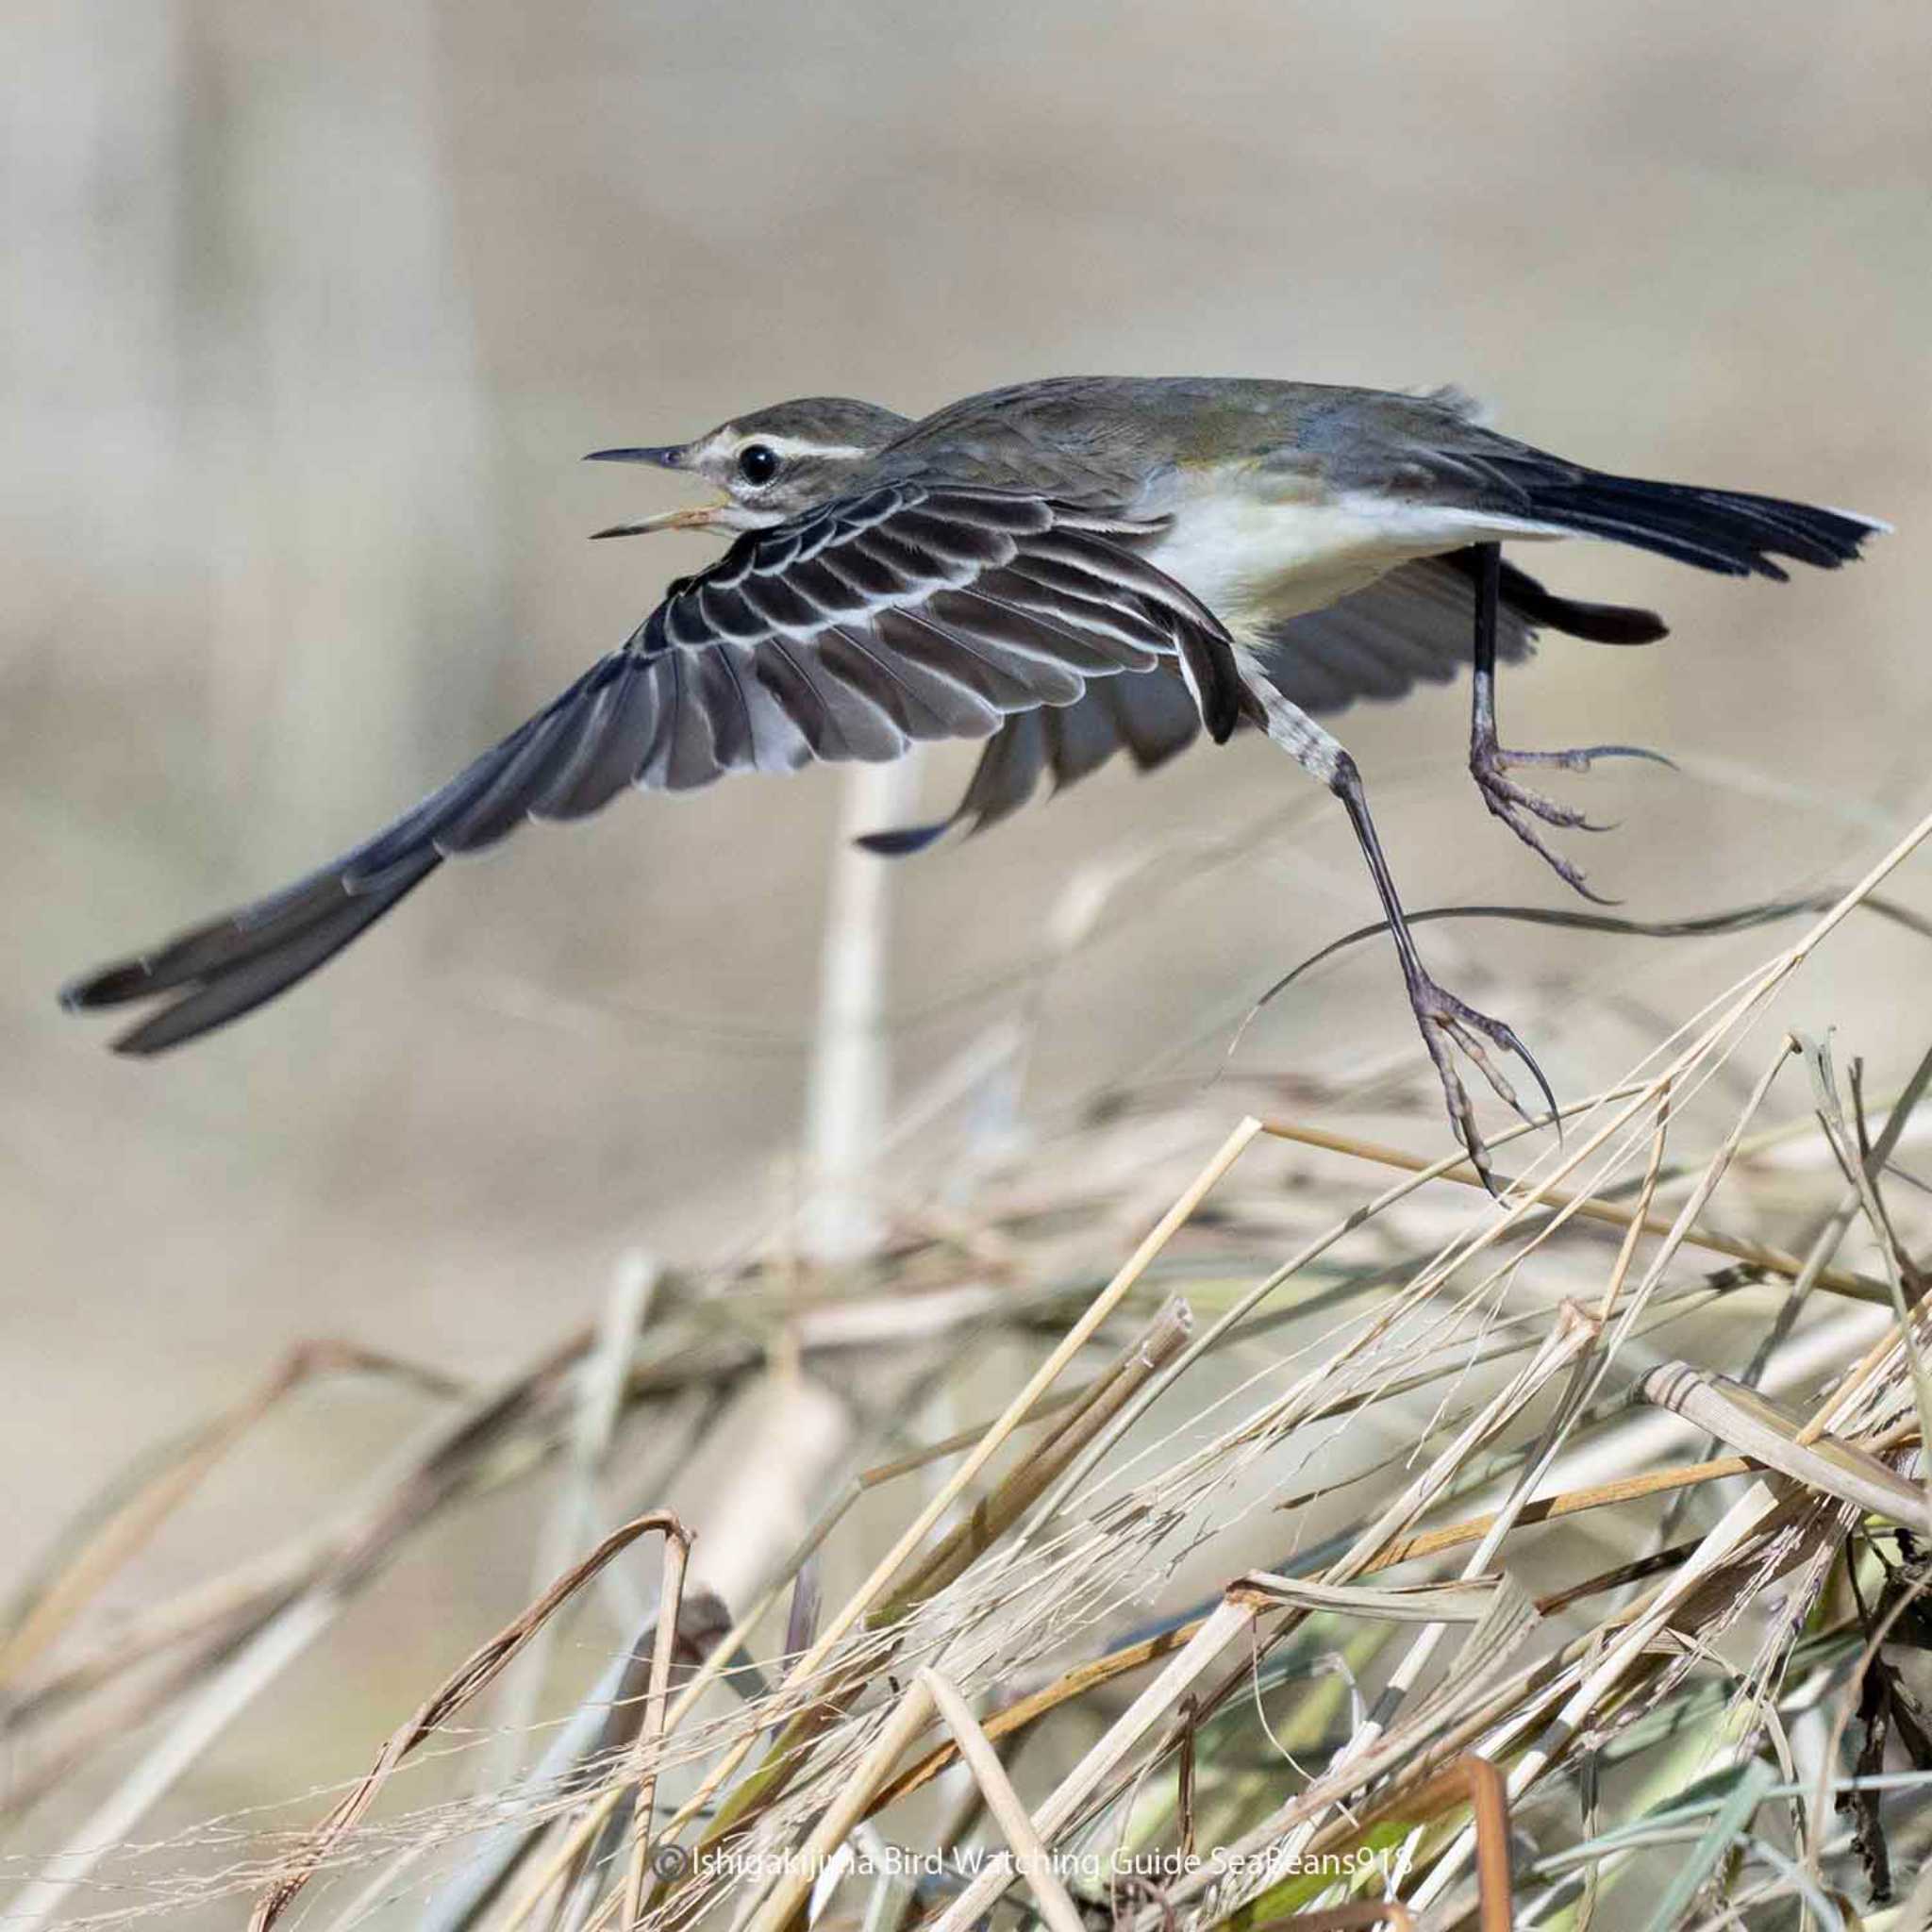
[62,378,1884,1178]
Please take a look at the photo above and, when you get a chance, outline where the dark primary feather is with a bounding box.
[62,484,1239,1052]
[857,549,1660,856]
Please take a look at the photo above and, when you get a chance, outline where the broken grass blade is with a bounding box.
[1639,1362,1932,1531]
[1237,1574,1506,1624]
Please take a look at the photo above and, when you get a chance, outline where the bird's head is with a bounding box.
[586,396,908,538]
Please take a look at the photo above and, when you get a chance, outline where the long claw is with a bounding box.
[1469,737,1671,905]
[1494,741,1676,774]
[1490,1013,1559,1131]
[1404,968,1558,1193]
[1471,761,1624,906]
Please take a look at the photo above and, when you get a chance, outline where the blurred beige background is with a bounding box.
[5,0,1930,1836]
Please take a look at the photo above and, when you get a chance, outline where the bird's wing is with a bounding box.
[63,484,1241,1053]
[859,551,1664,854]
[856,672,1206,856]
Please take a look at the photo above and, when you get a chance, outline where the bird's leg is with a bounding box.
[1467,541,1669,904]
[1240,664,1555,1189]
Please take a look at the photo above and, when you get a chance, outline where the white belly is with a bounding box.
[1143,473,1564,642]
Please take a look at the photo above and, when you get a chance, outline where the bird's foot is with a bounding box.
[1404,963,1557,1195]
[1468,739,1672,904]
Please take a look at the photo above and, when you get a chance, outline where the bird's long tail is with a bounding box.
[1514,469,1886,579]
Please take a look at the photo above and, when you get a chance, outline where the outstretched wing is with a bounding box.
[859,550,1666,854]
[62,483,1241,1054]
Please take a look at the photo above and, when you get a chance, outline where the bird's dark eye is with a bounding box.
[737,443,780,486]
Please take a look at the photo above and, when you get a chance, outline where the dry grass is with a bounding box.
[7,812,1932,1932]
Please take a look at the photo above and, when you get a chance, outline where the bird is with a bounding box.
[61,377,1885,1181]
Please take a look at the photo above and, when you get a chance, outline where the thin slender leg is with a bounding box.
[1239,658,1555,1188]
[1467,541,1670,903]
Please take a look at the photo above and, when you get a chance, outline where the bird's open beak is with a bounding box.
[584,441,738,540]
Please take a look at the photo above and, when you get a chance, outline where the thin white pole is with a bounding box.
[800,758,921,1262]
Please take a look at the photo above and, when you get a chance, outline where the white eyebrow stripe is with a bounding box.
[733,433,874,460]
